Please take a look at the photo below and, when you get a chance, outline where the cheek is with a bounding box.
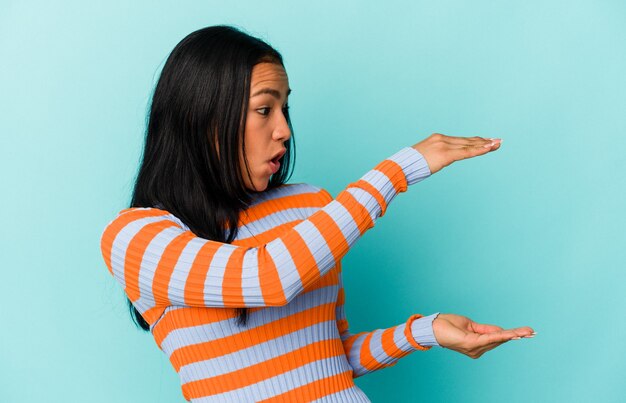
[244,136,268,161]
[241,137,264,175]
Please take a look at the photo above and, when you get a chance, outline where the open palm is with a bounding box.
[432,313,535,359]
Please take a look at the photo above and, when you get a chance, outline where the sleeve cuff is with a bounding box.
[406,312,441,349]
[387,146,432,186]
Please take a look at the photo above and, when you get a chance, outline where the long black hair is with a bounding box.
[128,25,295,331]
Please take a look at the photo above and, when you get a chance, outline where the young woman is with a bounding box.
[100,25,534,402]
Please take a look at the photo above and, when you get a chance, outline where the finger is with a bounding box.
[445,137,502,150]
[446,138,494,149]
[470,326,535,357]
[478,329,525,345]
[447,139,502,150]
[489,141,502,151]
[448,143,496,162]
[510,326,535,337]
[471,323,504,334]
[439,135,490,145]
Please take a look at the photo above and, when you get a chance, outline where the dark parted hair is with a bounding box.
[128,25,295,331]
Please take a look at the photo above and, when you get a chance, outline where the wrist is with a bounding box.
[407,312,440,349]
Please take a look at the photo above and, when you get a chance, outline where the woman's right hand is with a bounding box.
[412,133,502,175]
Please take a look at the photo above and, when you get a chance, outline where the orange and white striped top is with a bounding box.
[100,146,439,402]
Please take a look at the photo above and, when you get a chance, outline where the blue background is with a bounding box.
[1,1,625,402]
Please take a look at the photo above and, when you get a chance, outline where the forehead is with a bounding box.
[250,63,289,91]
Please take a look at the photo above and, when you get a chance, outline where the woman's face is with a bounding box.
[240,62,291,192]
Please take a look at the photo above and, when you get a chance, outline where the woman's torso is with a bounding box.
[149,183,370,402]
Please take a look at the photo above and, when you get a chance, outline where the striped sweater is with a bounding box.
[100,146,440,402]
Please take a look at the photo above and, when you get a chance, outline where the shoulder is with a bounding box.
[100,207,187,245]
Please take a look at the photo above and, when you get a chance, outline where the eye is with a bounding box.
[282,104,290,115]
[256,107,271,116]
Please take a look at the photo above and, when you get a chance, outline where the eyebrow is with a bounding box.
[251,88,292,98]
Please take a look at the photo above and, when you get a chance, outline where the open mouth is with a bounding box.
[269,155,281,174]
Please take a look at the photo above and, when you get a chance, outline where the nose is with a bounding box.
[272,113,291,142]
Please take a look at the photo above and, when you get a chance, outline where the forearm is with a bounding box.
[339,312,440,378]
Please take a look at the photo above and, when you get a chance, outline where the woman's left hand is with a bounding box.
[432,313,535,359]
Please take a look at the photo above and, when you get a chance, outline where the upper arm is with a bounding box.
[101,207,289,310]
